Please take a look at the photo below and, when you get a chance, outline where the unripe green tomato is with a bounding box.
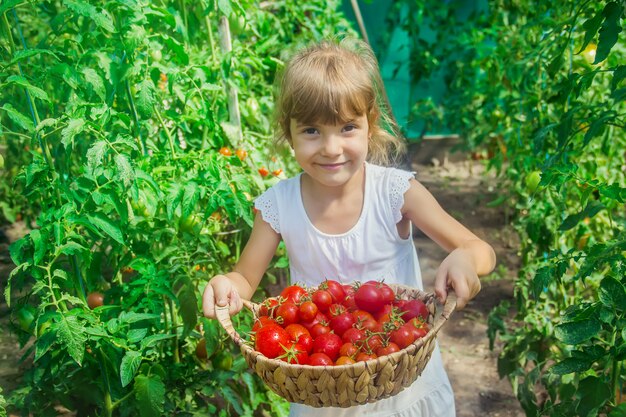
[179,214,202,234]
[0,153,4,169]
[17,305,36,332]
[525,171,542,193]
[211,350,233,371]
[151,49,162,62]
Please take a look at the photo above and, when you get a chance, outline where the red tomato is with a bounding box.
[219,147,232,156]
[313,332,343,361]
[309,352,334,366]
[310,322,331,339]
[407,318,430,339]
[329,312,355,337]
[335,356,356,365]
[378,283,396,304]
[280,285,307,304]
[355,283,385,313]
[356,351,378,362]
[374,304,394,321]
[376,342,400,357]
[279,342,310,365]
[284,324,313,353]
[321,280,346,304]
[401,299,429,321]
[311,289,333,313]
[258,298,279,317]
[361,334,383,353]
[252,316,278,332]
[339,342,359,358]
[298,301,318,322]
[258,167,269,177]
[255,325,291,359]
[327,303,346,318]
[342,327,366,345]
[276,302,299,327]
[352,310,375,324]
[390,325,416,349]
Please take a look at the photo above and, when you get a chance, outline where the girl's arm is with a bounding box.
[402,178,496,309]
[202,212,281,318]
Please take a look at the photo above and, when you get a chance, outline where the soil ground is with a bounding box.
[0,140,524,416]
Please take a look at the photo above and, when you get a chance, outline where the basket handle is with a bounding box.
[214,299,257,347]
[431,292,457,335]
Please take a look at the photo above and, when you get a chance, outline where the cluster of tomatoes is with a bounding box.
[249,280,430,366]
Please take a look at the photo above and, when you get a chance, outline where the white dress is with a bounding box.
[255,162,456,417]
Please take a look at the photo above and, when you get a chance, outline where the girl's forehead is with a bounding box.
[291,114,367,127]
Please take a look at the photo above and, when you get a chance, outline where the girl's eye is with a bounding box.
[343,124,356,132]
[303,128,318,135]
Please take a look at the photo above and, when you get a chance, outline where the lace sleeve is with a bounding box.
[389,168,416,223]
[254,189,280,234]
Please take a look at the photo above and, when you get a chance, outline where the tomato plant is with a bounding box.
[1,0,356,415]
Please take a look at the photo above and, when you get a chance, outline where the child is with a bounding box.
[203,37,496,416]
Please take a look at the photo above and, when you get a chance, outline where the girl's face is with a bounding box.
[289,115,369,188]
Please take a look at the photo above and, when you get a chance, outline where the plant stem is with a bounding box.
[154,106,177,158]
[124,79,148,156]
[168,297,180,363]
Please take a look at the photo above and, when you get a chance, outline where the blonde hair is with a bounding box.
[274,37,406,166]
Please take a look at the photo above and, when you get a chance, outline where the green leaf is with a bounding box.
[86,140,108,169]
[64,0,115,32]
[35,327,57,362]
[576,376,611,417]
[82,68,106,100]
[140,334,175,350]
[134,79,156,118]
[609,404,626,417]
[177,281,198,336]
[57,315,87,365]
[611,65,626,91]
[599,276,626,311]
[583,112,613,146]
[86,213,125,245]
[6,75,50,102]
[555,319,601,345]
[1,104,34,131]
[220,385,244,415]
[550,357,592,375]
[217,0,233,16]
[0,0,22,14]
[120,351,143,387]
[532,266,552,298]
[61,118,86,149]
[165,183,183,220]
[114,153,135,187]
[559,201,605,231]
[594,2,622,64]
[127,328,148,343]
[577,12,603,54]
[10,48,61,65]
[119,312,160,324]
[134,374,165,417]
[181,182,200,218]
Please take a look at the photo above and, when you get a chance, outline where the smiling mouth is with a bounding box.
[318,162,347,169]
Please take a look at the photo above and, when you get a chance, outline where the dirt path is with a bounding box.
[410,139,524,417]
[0,142,524,416]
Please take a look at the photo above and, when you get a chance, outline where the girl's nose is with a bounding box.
[321,135,342,156]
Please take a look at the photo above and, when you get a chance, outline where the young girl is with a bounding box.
[203,37,496,416]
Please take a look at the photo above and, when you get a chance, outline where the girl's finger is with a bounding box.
[434,266,449,304]
[202,284,216,318]
[450,271,470,309]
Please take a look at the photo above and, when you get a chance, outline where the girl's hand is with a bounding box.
[434,248,482,309]
[202,275,243,318]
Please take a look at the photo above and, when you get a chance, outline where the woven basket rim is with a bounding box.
[218,283,455,368]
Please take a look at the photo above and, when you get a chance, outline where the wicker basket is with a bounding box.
[215,284,456,408]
